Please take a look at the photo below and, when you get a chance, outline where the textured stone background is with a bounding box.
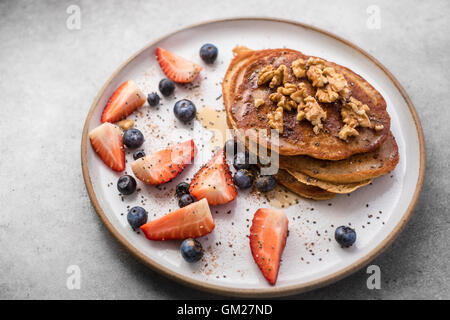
[0,0,448,299]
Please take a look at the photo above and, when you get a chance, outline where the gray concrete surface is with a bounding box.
[0,0,448,300]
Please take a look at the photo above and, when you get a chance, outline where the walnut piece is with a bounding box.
[117,119,134,131]
[290,82,309,103]
[268,106,284,133]
[307,65,327,87]
[269,65,289,88]
[277,82,297,95]
[257,65,275,86]
[269,82,302,111]
[305,60,351,101]
[292,58,306,78]
[269,92,295,111]
[339,97,372,140]
[297,96,327,134]
[269,92,285,108]
[339,125,359,140]
[257,64,289,88]
[374,124,384,131]
[254,98,265,108]
[307,57,326,68]
[316,84,339,103]
[323,67,350,99]
[323,68,346,92]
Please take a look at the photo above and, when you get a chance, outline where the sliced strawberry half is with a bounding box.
[89,122,125,172]
[156,47,202,83]
[140,198,214,240]
[101,80,146,123]
[131,140,196,185]
[249,208,289,285]
[189,150,237,205]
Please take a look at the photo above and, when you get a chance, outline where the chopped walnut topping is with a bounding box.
[297,96,327,134]
[316,84,339,103]
[307,65,327,87]
[254,98,265,108]
[344,97,371,126]
[339,86,352,100]
[292,58,306,78]
[339,97,371,140]
[269,92,283,103]
[268,106,284,133]
[339,125,359,140]
[322,67,350,99]
[255,54,381,138]
[290,82,309,103]
[287,99,297,110]
[269,65,289,88]
[296,102,306,121]
[257,64,289,88]
[269,92,295,111]
[257,65,275,86]
[277,82,297,95]
[307,57,326,68]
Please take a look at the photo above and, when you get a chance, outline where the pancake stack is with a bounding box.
[223,47,399,200]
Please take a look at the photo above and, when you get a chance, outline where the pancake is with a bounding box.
[286,169,372,194]
[279,132,399,183]
[223,47,391,160]
[274,169,335,200]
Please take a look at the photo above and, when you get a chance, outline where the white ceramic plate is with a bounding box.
[81,18,425,297]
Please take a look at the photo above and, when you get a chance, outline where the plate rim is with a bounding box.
[80,17,426,298]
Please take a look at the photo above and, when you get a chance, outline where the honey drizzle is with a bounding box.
[196,106,229,151]
[265,185,301,209]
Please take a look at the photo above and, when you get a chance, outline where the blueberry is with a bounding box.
[127,206,148,229]
[233,152,250,170]
[180,238,203,263]
[117,175,137,195]
[133,149,145,160]
[335,226,357,247]
[233,169,253,189]
[147,92,160,106]
[159,78,175,96]
[256,175,276,193]
[199,43,218,64]
[123,128,144,148]
[174,99,196,123]
[175,182,190,198]
[179,194,195,208]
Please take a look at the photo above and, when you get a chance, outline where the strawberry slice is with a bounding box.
[101,80,146,123]
[249,208,289,285]
[131,140,196,185]
[140,198,214,240]
[189,150,237,205]
[156,47,202,83]
[89,122,125,172]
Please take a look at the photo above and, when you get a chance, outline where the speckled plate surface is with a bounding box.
[81,18,425,297]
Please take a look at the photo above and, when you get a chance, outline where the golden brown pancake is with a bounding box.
[286,169,372,194]
[274,169,335,200]
[279,132,399,183]
[223,47,391,160]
